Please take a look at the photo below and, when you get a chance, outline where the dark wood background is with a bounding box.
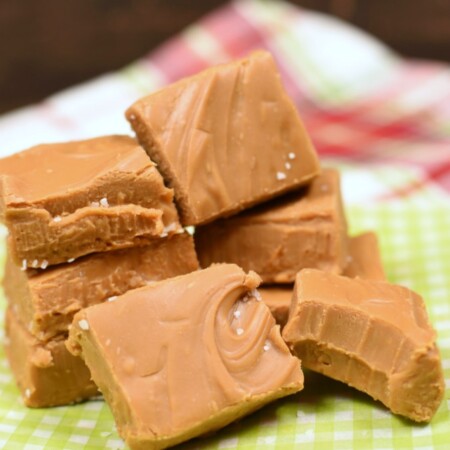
[1,0,449,114]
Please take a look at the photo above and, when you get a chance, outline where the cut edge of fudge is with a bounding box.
[3,232,199,341]
[195,168,348,283]
[126,50,320,226]
[4,307,98,408]
[282,269,445,422]
[67,264,303,448]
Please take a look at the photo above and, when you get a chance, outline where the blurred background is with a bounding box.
[1,0,449,115]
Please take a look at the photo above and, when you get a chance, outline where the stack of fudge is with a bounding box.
[1,51,445,449]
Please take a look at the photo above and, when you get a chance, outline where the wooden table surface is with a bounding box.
[0,0,449,115]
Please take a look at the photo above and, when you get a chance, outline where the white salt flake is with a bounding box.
[91,201,100,208]
[53,216,62,223]
[233,310,241,319]
[25,388,31,398]
[100,197,109,208]
[129,114,136,121]
[78,319,90,331]
[285,162,292,170]
[276,171,287,180]
[21,260,27,271]
[31,259,39,268]
[236,328,244,336]
[251,289,262,302]
[67,258,75,263]
[40,260,49,270]
[288,152,296,160]
[107,296,117,302]
[263,341,271,352]
[185,226,195,236]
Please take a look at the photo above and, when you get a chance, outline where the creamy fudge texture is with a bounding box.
[260,231,386,328]
[283,269,445,422]
[68,264,303,449]
[196,169,348,283]
[126,50,320,226]
[4,308,98,407]
[344,232,385,281]
[4,232,198,341]
[0,135,181,267]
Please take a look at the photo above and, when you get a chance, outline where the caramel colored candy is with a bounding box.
[126,51,320,226]
[0,136,181,267]
[196,169,348,283]
[283,269,445,422]
[4,233,198,341]
[4,308,97,408]
[260,286,293,328]
[68,264,303,449]
[344,231,385,281]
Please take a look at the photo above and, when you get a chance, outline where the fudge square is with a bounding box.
[126,50,320,226]
[67,264,303,449]
[260,230,386,328]
[196,169,348,283]
[4,232,198,341]
[4,308,98,407]
[0,135,182,267]
[282,269,445,422]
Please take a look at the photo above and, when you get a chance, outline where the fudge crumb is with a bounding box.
[78,319,90,331]
[25,388,31,398]
[236,328,244,336]
[263,341,271,352]
[276,171,287,181]
[285,162,292,170]
[100,197,109,208]
[67,258,75,263]
[250,289,262,302]
[233,310,241,319]
[288,152,296,160]
[53,216,62,223]
[107,296,117,302]
[21,260,27,271]
[40,260,49,270]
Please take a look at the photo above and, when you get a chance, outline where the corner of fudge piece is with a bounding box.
[4,231,199,341]
[0,135,182,267]
[195,168,349,283]
[344,231,386,281]
[4,307,98,407]
[259,286,294,328]
[282,269,445,422]
[67,264,303,449]
[126,50,320,226]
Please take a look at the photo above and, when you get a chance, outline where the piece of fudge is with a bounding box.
[4,232,198,341]
[196,169,348,283]
[4,307,98,407]
[0,135,182,267]
[67,264,303,449]
[282,269,445,422]
[260,286,293,328]
[126,51,320,226]
[344,231,385,280]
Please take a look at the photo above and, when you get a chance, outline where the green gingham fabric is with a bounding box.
[0,0,449,448]
[0,202,449,449]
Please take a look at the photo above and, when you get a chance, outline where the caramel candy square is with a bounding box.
[0,135,182,267]
[126,51,320,226]
[67,264,303,449]
[4,232,198,341]
[282,269,445,422]
[196,169,348,283]
[4,307,97,407]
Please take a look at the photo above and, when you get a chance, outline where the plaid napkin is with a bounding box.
[0,0,449,448]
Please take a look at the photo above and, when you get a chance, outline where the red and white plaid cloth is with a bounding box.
[1,0,449,205]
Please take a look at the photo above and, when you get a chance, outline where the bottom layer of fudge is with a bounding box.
[4,308,97,408]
